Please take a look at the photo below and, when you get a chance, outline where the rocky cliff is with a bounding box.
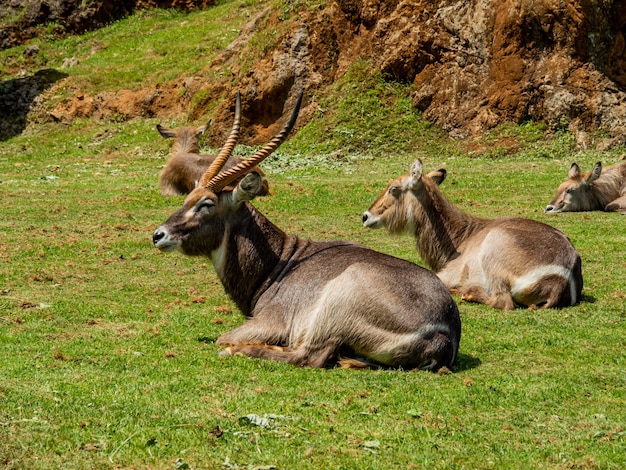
[2,0,626,144]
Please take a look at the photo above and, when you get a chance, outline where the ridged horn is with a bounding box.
[197,91,242,187]
[207,91,303,193]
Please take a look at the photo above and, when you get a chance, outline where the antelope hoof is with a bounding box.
[218,347,235,356]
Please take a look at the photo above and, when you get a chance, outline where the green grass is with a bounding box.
[1,2,626,469]
[1,1,265,92]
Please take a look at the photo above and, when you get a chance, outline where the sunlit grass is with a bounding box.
[1,1,265,91]
[1,2,625,469]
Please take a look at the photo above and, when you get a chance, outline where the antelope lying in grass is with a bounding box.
[363,160,583,311]
[545,161,626,214]
[156,92,269,196]
[152,95,461,370]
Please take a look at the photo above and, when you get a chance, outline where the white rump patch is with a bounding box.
[511,265,577,304]
[369,324,451,365]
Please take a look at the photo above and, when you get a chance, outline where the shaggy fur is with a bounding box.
[363,160,583,310]
[545,160,626,213]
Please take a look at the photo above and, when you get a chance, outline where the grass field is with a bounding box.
[1,1,625,468]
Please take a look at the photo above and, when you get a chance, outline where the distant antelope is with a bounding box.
[363,159,583,310]
[156,92,269,196]
[152,95,461,370]
[545,161,626,214]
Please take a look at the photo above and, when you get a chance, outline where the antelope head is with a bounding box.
[153,92,303,258]
[545,162,602,213]
[362,160,446,233]
[156,121,211,154]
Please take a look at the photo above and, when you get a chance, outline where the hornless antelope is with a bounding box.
[545,161,626,214]
[363,160,583,311]
[156,121,209,155]
[156,92,269,196]
[152,95,461,370]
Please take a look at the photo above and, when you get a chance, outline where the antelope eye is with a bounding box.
[565,187,575,194]
[388,186,401,197]
[194,197,215,212]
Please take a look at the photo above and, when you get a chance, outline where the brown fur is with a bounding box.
[363,159,583,310]
[156,122,269,196]
[152,94,462,370]
[545,161,626,213]
[153,99,461,373]
[153,172,461,370]
[157,123,208,154]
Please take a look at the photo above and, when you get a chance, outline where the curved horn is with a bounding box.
[208,91,303,192]
[197,91,242,187]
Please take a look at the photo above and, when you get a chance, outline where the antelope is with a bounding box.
[545,161,626,214]
[156,92,269,196]
[363,159,583,311]
[152,94,461,370]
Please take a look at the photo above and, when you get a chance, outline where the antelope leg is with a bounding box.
[605,194,626,213]
[460,285,516,311]
[222,343,339,368]
[215,317,287,347]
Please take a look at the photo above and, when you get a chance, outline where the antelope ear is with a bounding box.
[587,162,602,184]
[157,124,176,139]
[408,159,424,189]
[568,162,581,179]
[427,168,447,186]
[232,172,264,203]
[197,120,211,136]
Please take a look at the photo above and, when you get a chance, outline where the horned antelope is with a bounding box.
[156,92,269,196]
[152,94,461,370]
[545,161,626,214]
[363,159,583,311]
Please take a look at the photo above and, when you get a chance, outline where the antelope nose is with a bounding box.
[152,229,165,246]
[545,205,555,212]
[362,213,369,223]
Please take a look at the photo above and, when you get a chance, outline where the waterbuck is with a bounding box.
[156,92,269,196]
[545,161,626,214]
[363,159,583,311]
[152,95,461,370]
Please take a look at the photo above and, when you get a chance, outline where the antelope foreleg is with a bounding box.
[216,318,287,348]
[460,285,516,311]
[604,194,626,213]
[222,343,339,368]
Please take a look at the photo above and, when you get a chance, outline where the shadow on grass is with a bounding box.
[0,68,68,141]
[454,352,481,372]
[580,294,596,304]
[198,335,481,373]
[198,335,217,344]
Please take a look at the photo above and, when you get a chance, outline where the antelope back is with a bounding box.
[158,154,269,196]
